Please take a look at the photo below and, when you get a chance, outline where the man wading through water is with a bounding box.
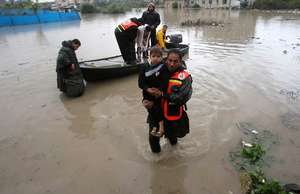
[56,39,85,97]
[142,49,193,153]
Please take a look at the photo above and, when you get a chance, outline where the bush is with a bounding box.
[240,0,249,8]
[80,3,96,14]
[172,2,178,8]
[100,3,130,14]
[253,0,300,9]
[0,1,38,10]
[249,170,288,194]
[289,0,300,8]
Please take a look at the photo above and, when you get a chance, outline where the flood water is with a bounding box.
[0,8,300,194]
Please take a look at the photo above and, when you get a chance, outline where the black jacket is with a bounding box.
[138,62,164,101]
[141,10,160,28]
[56,40,83,92]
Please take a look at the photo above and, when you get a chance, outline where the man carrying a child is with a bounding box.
[139,48,193,153]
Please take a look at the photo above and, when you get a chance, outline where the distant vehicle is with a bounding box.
[231,0,241,9]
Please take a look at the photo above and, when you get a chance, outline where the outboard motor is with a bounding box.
[168,34,183,44]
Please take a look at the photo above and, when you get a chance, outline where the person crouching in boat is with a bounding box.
[156,25,168,51]
[115,17,143,64]
[56,39,85,97]
[136,24,151,61]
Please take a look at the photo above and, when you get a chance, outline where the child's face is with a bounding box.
[150,53,162,65]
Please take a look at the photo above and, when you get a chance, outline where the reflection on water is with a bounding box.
[1,8,300,194]
[60,94,97,139]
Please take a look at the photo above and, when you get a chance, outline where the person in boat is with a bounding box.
[156,24,168,50]
[142,49,192,153]
[141,3,161,47]
[138,47,165,138]
[115,17,143,64]
[56,39,85,97]
[136,24,151,61]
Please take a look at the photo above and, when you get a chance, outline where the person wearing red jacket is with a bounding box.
[143,49,193,153]
[115,17,143,64]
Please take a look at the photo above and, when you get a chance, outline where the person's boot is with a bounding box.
[149,130,161,153]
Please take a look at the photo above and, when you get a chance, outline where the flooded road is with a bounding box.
[0,8,300,194]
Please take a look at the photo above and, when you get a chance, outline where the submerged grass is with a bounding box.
[241,144,266,164]
[229,122,289,194]
[248,169,288,194]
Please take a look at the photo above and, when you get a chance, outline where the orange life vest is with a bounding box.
[163,70,190,121]
[117,20,138,32]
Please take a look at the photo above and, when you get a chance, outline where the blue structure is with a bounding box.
[0,9,80,27]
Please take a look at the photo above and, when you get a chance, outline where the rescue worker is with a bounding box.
[141,3,161,47]
[156,25,168,50]
[115,17,143,64]
[56,39,85,97]
[143,49,193,153]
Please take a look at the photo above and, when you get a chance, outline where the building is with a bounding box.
[189,0,240,8]
[164,0,240,9]
[54,0,82,9]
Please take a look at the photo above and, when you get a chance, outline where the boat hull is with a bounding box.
[80,43,189,82]
[80,62,142,82]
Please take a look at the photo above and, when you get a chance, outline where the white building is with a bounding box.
[190,0,240,8]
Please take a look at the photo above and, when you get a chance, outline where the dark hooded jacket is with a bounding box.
[141,7,160,28]
[56,40,83,92]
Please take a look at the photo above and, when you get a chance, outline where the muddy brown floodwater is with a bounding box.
[0,8,300,194]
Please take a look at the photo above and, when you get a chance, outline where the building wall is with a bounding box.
[190,0,240,8]
[55,0,83,7]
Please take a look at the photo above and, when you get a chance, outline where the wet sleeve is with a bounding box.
[138,64,149,90]
[167,76,193,105]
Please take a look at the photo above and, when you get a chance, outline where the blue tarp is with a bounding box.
[59,11,80,21]
[0,16,12,26]
[38,12,60,23]
[0,9,80,27]
[11,15,39,25]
